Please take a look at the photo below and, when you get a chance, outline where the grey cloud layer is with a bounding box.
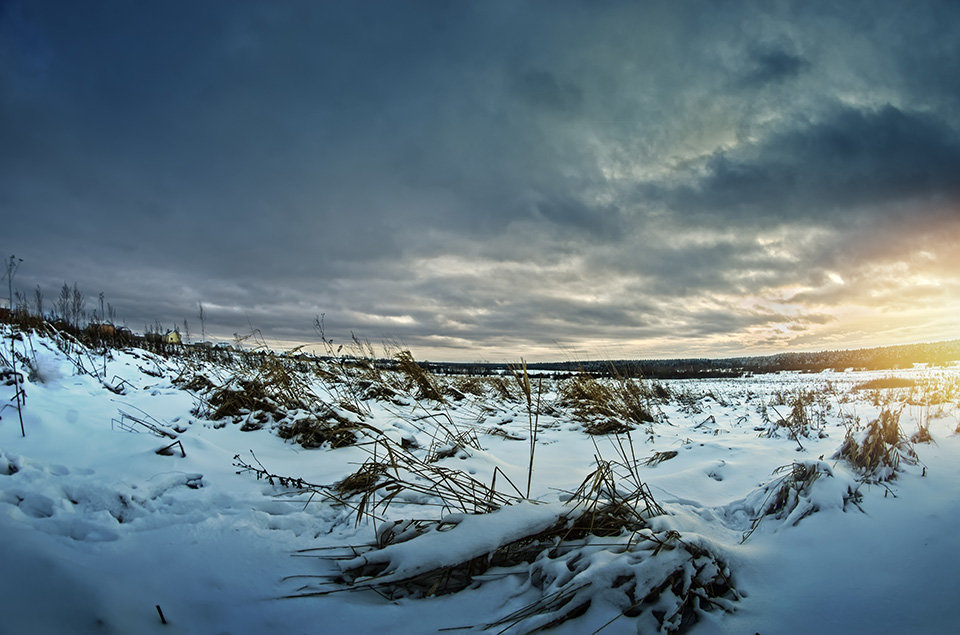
[2,0,959,359]
[647,105,960,225]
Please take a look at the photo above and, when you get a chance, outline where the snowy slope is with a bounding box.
[1,327,958,634]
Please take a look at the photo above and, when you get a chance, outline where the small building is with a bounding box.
[163,330,182,345]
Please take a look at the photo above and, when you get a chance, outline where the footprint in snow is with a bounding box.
[17,493,57,518]
[707,459,726,482]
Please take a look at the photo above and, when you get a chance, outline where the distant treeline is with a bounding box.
[3,305,957,379]
[422,340,960,379]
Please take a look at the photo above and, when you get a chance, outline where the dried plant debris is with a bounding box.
[910,424,933,444]
[736,461,861,541]
[233,452,317,490]
[641,450,679,467]
[1,367,20,387]
[426,428,481,462]
[336,503,571,597]
[334,461,388,498]
[205,379,281,420]
[504,529,737,634]
[833,408,918,481]
[394,350,445,402]
[191,354,326,422]
[277,412,360,449]
[584,419,635,436]
[174,373,215,393]
[558,373,655,428]
[296,460,736,633]
[247,433,522,526]
[451,376,488,398]
[321,500,735,633]
[565,459,666,533]
[853,377,917,391]
[762,391,827,445]
[355,379,398,402]
[485,427,526,441]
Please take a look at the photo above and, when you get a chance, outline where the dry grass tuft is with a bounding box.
[326,473,735,632]
[277,412,359,449]
[641,450,679,467]
[355,379,399,402]
[338,512,568,598]
[190,347,322,422]
[762,390,828,449]
[834,408,917,480]
[450,375,488,398]
[584,418,635,435]
[739,460,860,542]
[917,375,960,406]
[763,462,824,518]
[206,379,280,420]
[558,372,655,432]
[335,461,387,497]
[394,350,445,402]
[910,424,933,444]
[425,430,479,462]
[509,529,737,633]
[487,375,520,402]
[175,373,215,393]
[561,458,665,538]
[854,376,917,391]
[330,455,670,597]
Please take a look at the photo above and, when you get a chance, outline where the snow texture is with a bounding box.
[1,326,959,633]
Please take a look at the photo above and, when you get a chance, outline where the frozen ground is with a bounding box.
[1,328,958,634]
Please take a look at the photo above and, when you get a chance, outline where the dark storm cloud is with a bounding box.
[644,104,960,226]
[738,44,811,88]
[3,0,960,359]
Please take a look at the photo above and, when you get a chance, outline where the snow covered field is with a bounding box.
[2,327,959,634]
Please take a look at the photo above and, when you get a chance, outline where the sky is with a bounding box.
[2,0,959,362]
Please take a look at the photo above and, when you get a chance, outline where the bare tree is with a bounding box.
[70,283,86,327]
[14,290,28,316]
[4,255,22,312]
[198,302,206,342]
[56,283,70,324]
[34,286,44,318]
